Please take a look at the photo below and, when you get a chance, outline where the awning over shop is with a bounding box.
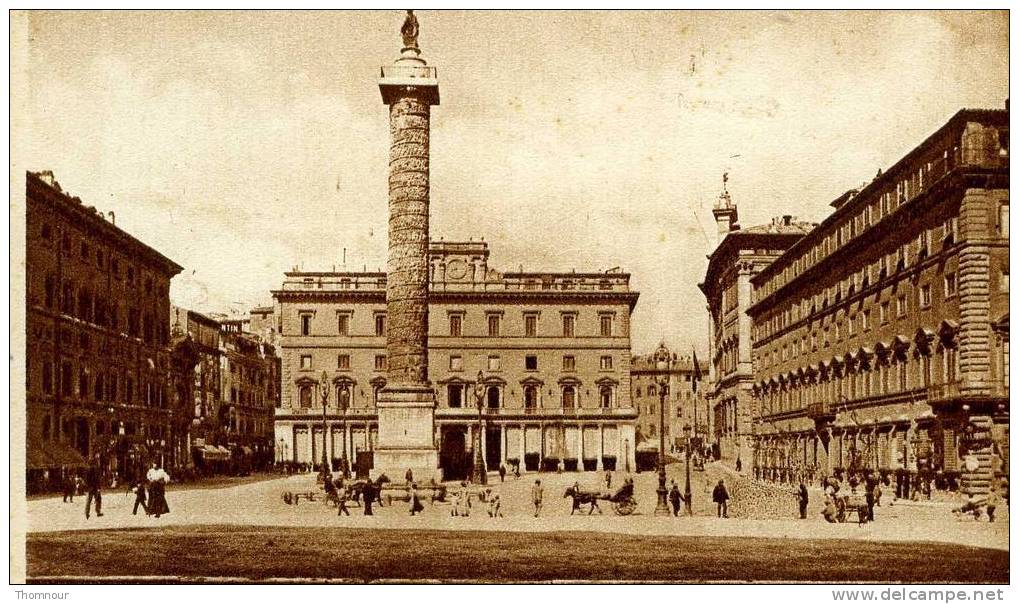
[26,436,88,470]
[196,445,230,461]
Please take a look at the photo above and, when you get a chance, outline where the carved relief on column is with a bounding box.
[387,95,431,387]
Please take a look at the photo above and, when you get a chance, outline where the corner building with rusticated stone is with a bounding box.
[746,107,1009,499]
[272,240,640,478]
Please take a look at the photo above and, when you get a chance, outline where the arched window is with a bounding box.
[648,384,657,397]
[336,384,351,410]
[486,385,500,408]
[299,385,313,408]
[524,385,538,409]
[599,386,612,409]
[562,385,576,408]
[373,384,384,406]
[635,387,642,397]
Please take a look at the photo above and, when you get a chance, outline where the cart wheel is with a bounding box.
[614,499,636,516]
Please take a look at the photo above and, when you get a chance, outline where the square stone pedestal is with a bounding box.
[372,384,442,483]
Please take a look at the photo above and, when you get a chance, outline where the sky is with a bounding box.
[16,10,1008,355]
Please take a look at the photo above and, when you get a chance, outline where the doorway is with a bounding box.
[486,426,502,471]
[440,425,470,481]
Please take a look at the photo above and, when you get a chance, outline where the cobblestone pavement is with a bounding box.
[26,462,1007,552]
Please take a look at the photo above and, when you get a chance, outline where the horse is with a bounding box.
[348,474,391,507]
[563,486,604,515]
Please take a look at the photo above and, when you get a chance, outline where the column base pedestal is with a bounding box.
[372,384,442,483]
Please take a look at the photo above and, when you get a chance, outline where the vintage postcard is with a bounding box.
[9,8,1010,588]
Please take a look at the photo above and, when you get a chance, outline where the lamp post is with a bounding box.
[472,371,487,485]
[319,371,329,483]
[653,346,670,516]
[683,423,693,515]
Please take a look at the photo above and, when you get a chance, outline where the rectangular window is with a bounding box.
[896,295,907,317]
[449,314,462,337]
[880,302,890,324]
[374,355,387,371]
[487,314,501,337]
[920,285,931,308]
[488,355,501,371]
[374,314,386,337]
[999,202,1009,238]
[447,384,463,408]
[449,355,463,372]
[337,314,350,336]
[600,315,613,337]
[524,314,537,337]
[848,315,856,335]
[945,273,957,297]
[562,314,576,338]
[42,360,53,394]
[563,355,576,371]
[300,355,312,370]
[525,355,538,371]
[600,355,613,370]
[300,314,311,336]
[337,354,350,370]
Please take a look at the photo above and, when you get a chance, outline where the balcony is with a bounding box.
[806,402,836,423]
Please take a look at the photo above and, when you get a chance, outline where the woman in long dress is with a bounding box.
[148,466,171,518]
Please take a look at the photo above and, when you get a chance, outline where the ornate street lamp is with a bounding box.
[319,370,329,483]
[683,423,693,515]
[653,346,671,516]
[472,371,487,485]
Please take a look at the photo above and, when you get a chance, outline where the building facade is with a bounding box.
[747,108,1009,497]
[273,240,640,477]
[26,171,182,490]
[630,346,705,455]
[699,187,815,464]
[170,306,280,471]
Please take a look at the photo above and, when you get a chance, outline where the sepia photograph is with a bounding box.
[8,7,1011,588]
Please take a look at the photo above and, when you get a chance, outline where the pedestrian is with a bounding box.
[405,468,413,485]
[514,463,520,479]
[669,483,682,516]
[450,487,461,517]
[605,471,612,491]
[132,478,148,516]
[822,495,837,523]
[532,479,543,517]
[488,492,503,517]
[337,486,351,516]
[797,479,809,519]
[712,479,730,518]
[499,464,506,483]
[409,483,425,515]
[84,457,103,519]
[147,465,171,518]
[363,482,374,516]
[61,467,75,503]
[736,457,743,473]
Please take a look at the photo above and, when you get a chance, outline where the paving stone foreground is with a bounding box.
[25,463,1008,553]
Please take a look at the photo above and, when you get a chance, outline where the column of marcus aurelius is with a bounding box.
[373,10,442,481]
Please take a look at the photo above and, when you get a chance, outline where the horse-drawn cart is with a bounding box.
[564,482,638,516]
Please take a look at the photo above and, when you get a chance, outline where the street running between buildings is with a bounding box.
[832,589,1006,602]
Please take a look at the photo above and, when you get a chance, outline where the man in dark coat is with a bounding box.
[132,479,148,516]
[712,479,730,518]
[84,458,103,519]
[797,480,809,519]
[669,483,682,516]
[362,482,374,515]
[61,467,75,503]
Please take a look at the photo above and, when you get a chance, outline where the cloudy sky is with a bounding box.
[16,10,1008,354]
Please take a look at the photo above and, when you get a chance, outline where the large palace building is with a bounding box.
[699,187,815,464]
[26,171,182,491]
[746,108,1009,497]
[272,240,640,478]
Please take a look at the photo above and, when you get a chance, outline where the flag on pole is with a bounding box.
[692,349,702,393]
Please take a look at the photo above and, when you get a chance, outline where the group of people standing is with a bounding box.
[131,463,172,519]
